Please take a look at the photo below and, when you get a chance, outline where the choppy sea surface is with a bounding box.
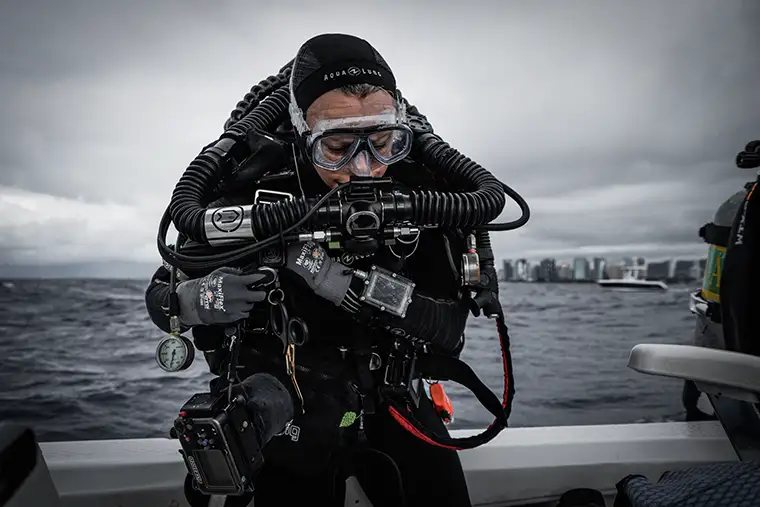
[0,279,701,442]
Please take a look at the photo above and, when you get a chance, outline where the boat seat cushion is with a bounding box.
[614,459,760,507]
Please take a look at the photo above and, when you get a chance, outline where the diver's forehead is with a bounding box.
[306,89,395,126]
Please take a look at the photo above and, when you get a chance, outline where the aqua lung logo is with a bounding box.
[324,66,382,81]
[211,206,244,233]
[187,456,204,485]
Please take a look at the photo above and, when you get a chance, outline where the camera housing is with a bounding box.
[174,390,263,496]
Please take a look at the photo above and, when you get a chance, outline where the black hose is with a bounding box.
[224,87,291,142]
[169,83,293,242]
[410,132,505,228]
[162,62,531,269]
[480,181,530,231]
[402,99,530,232]
[159,183,350,272]
[223,63,293,131]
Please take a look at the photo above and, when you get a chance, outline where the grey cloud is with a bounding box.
[0,0,253,79]
[0,0,758,268]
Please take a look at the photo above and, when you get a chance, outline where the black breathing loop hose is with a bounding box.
[400,98,529,232]
[160,60,531,271]
[168,75,294,244]
[224,63,294,131]
[409,134,504,227]
[158,182,350,272]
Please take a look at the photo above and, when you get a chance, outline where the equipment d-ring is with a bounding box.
[267,288,284,305]
[288,318,309,346]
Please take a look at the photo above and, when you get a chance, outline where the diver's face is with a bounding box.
[305,89,395,188]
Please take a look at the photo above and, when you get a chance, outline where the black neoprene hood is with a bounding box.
[290,33,397,114]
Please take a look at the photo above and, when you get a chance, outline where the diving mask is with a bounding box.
[306,111,413,176]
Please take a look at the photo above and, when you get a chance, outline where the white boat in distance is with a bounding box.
[597,265,668,291]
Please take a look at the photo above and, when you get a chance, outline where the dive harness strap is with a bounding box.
[387,314,514,450]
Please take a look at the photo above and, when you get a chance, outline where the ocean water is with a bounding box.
[0,279,700,443]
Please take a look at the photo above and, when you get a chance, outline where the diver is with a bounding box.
[145,33,510,507]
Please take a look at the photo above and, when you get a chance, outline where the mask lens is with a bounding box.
[311,126,412,171]
[367,127,412,165]
[312,134,360,170]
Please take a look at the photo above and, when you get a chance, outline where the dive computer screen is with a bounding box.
[363,266,415,317]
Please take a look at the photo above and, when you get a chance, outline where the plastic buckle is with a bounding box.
[254,189,294,206]
[382,348,421,408]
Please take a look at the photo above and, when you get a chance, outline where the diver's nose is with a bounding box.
[348,150,372,177]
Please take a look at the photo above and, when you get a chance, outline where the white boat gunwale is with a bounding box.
[39,421,736,507]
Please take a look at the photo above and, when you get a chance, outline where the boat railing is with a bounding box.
[628,343,760,461]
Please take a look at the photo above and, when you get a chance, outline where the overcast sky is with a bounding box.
[1,0,758,273]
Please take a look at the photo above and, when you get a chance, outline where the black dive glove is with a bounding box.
[176,267,268,326]
[282,241,352,306]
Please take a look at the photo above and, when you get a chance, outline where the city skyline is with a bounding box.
[499,252,708,267]
[499,255,706,283]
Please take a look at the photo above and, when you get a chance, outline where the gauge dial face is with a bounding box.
[156,336,192,372]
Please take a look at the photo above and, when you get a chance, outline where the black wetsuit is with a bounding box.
[145,155,475,506]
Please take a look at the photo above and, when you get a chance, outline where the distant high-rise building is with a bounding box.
[573,258,589,281]
[592,257,606,280]
[502,260,514,281]
[531,264,540,282]
[674,260,695,282]
[515,259,529,281]
[647,260,670,281]
[538,258,556,282]
[557,263,573,281]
